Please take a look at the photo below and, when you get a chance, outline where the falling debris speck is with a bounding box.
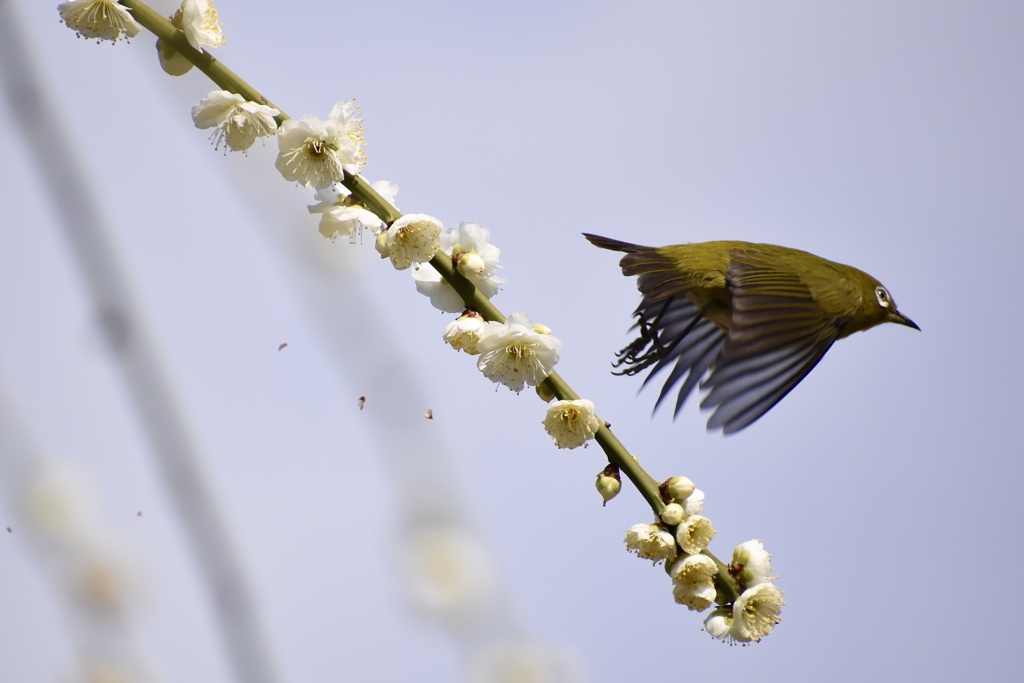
[278,342,288,351]
[358,396,366,410]
[424,409,433,420]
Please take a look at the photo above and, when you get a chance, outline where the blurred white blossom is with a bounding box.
[469,639,583,683]
[400,525,498,626]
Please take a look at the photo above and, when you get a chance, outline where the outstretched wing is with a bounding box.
[700,249,847,434]
[614,295,727,418]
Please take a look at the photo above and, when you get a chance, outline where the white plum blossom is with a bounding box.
[682,488,705,516]
[384,214,442,269]
[542,399,601,450]
[469,639,583,683]
[732,583,784,642]
[309,180,398,241]
[443,313,486,355]
[475,313,561,393]
[731,539,773,590]
[675,514,716,555]
[58,0,141,43]
[672,580,717,612]
[23,460,101,540]
[191,90,279,152]
[624,523,677,565]
[670,553,718,587]
[412,222,504,313]
[276,100,365,189]
[671,553,719,611]
[703,610,751,645]
[399,525,498,624]
[180,0,226,51]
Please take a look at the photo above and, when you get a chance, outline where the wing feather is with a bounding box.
[700,250,846,433]
[614,296,727,418]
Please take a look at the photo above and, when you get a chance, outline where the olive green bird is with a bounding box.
[584,234,919,434]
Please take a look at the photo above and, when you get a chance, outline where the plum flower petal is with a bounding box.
[385,214,442,270]
[624,523,676,565]
[276,101,365,189]
[191,90,278,152]
[413,221,504,313]
[475,313,561,393]
[58,1,141,43]
[543,399,601,449]
[180,0,226,51]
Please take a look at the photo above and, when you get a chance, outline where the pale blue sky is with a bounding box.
[2,1,1022,681]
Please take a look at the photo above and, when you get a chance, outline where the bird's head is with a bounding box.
[850,279,920,334]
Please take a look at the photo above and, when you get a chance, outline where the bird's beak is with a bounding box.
[890,309,920,331]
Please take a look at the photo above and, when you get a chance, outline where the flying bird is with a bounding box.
[584,234,919,434]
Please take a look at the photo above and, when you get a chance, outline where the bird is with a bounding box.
[583,234,919,434]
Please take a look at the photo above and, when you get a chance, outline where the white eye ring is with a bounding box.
[875,286,891,308]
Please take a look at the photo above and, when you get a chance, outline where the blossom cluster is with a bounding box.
[624,477,784,642]
[58,1,783,646]
[703,540,784,644]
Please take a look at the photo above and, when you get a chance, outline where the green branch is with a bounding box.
[116,0,741,602]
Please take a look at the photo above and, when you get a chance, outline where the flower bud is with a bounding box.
[659,502,685,526]
[535,382,555,402]
[533,323,552,335]
[596,469,621,506]
[375,232,391,259]
[663,476,696,502]
[156,39,193,76]
[457,251,487,279]
[729,539,773,590]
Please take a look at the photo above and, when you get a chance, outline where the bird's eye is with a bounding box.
[874,286,891,308]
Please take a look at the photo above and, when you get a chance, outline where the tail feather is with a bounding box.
[582,233,649,254]
[584,233,686,301]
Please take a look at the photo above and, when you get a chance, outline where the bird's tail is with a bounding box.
[583,233,686,302]
[582,233,651,254]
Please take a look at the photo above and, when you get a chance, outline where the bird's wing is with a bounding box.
[700,249,847,434]
[614,295,727,418]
